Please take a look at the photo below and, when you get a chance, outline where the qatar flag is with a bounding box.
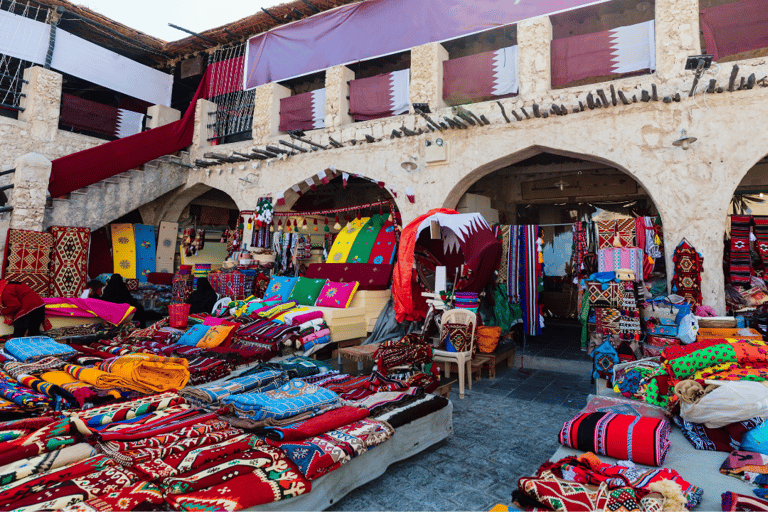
[701,0,768,61]
[551,20,655,87]
[349,69,410,121]
[279,88,326,132]
[443,46,519,103]
[60,93,145,139]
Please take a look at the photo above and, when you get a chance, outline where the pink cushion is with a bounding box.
[314,281,360,308]
[203,317,227,326]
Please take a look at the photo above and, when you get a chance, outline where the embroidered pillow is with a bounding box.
[288,278,328,306]
[265,276,298,302]
[197,325,236,349]
[315,281,360,308]
[440,323,473,353]
[177,324,212,346]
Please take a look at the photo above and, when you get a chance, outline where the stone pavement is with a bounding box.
[330,366,595,511]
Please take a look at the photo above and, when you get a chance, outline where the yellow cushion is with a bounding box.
[196,325,235,349]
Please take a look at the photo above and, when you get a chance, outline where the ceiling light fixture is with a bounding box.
[672,129,697,150]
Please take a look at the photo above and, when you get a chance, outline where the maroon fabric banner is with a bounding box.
[245,0,610,88]
[443,46,518,103]
[49,71,210,198]
[349,70,408,121]
[207,55,245,98]
[60,95,145,139]
[701,0,768,61]
[279,89,325,132]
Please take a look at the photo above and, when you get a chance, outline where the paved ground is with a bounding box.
[331,365,595,511]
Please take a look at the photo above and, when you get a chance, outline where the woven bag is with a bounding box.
[477,326,501,354]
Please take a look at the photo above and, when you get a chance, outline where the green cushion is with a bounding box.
[288,277,328,306]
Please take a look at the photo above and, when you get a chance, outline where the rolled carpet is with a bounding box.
[63,364,134,393]
[559,412,671,466]
[97,354,190,393]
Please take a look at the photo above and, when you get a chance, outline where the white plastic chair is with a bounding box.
[432,309,477,399]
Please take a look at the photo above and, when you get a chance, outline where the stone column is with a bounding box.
[18,66,62,143]
[654,0,701,83]
[325,65,355,129]
[251,82,291,144]
[410,42,449,113]
[9,153,51,232]
[146,104,181,129]
[517,16,553,100]
[192,99,216,153]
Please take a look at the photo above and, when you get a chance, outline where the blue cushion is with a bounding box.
[177,324,212,346]
[265,276,298,302]
[5,336,76,363]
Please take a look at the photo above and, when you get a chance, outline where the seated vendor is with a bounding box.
[101,274,145,327]
[186,278,218,314]
[0,279,45,338]
[80,279,104,299]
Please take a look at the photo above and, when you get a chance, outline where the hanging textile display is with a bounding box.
[596,219,636,250]
[349,69,410,121]
[672,239,704,306]
[347,215,386,264]
[49,226,90,298]
[3,229,54,297]
[279,89,326,132]
[520,225,542,337]
[442,46,519,103]
[729,215,752,285]
[551,20,655,86]
[133,225,156,282]
[327,218,370,263]
[110,224,137,279]
[754,216,768,281]
[155,221,178,274]
[199,206,230,226]
[367,221,398,266]
[597,247,644,278]
[59,94,145,139]
[571,221,588,277]
[507,225,522,303]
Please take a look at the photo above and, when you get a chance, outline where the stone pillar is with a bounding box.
[18,66,62,143]
[410,42,449,112]
[325,65,355,129]
[252,82,291,144]
[192,99,216,151]
[9,153,51,232]
[517,16,553,99]
[654,0,701,83]
[146,104,181,129]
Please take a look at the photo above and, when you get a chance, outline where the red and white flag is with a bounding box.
[349,69,410,121]
[342,172,349,188]
[60,93,145,139]
[405,186,415,204]
[291,184,303,197]
[279,88,326,132]
[305,178,317,191]
[551,20,655,87]
[316,171,329,185]
[443,46,519,103]
[390,186,397,198]
[275,191,286,206]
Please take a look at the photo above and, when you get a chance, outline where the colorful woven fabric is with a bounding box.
[305,263,393,291]
[572,221,589,276]
[516,475,658,512]
[96,354,190,394]
[720,450,768,486]
[5,233,53,274]
[223,379,341,421]
[133,224,156,282]
[520,225,541,336]
[672,238,704,305]
[730,215,753,285]
[259,405,370,441]
[74,391,184,428]
[0,442,95,486]
[367,221,398,265]
[347,215,385,264]
[49,226,90,298]
[3,271,50,297]
[673,415,764,452]
[181,369,287,404]
[597,247,643,278]
[596,219,635,249]
[3,356,66,378]
[559,412,671,466]
[4,337,76,363]
[327,218,369,263]
[110,224,137,279]
[375,333,434,373]
[663,338,737,381]
[315,281,359,308]
[722,491,768,511]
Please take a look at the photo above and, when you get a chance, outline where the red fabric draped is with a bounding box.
[393,208,457,323]
[701,0,768,61]
[349,72,395,121]
[60,94,121,139]
[49,71,210,198]
[551,30,614,86]
[279,90,318,132]
[443,50,497,103]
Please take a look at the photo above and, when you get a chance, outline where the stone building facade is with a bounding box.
[3,0,768,313]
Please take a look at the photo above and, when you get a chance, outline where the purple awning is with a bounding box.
[245,0,610,89]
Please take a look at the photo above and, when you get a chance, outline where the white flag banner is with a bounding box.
[0,9,49,65]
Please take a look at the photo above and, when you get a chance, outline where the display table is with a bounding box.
[549,396,755,511]
[0,315,103,336]
[337,343,380,374]
[251,400,454,511]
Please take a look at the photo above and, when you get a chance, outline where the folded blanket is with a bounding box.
[275,306,311,324]
[559,412,671,466]
[224,379,341,422]
[97,353,190,393]
[721,491,768,511]
[720,450,768,486]
[302,334,331,352]
[291,311,324,326]
[673,415,764,452]
[298,318,325,332]
[4,337,76,363]
[181,370,287,404]
[64,363,135,393]
[516,475,662,512]
[3,357,66,379]
[0,442,95,485]
[259,405,370,441]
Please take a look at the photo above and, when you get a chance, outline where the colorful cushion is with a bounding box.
[288,278,328,306]
[315,281,360,308]
[197,325,235,349]
[177,324,213,346]
[265,276,298,302]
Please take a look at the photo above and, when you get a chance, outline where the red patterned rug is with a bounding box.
[4,229,54,298]
[4,271,51,297]
[49,227,90,298]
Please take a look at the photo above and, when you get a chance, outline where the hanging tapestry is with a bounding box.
[587,281,621,309]
[3,272,50,297]
[349,69,410,121]
[754,217,768,283]
[133,224,156,282]
[110,224,137,279]
[597,247,644,279]
[442,45,519,103]
[367,221,398,266]
[520,225,541,337]
[507,225,521,303]
[596,219,636,250]
[155,221,178,274]
[572,221,588,277]
[730,215,752,285]
[326,218,369,263]
[4,229,54,297]
[49,226,90,298]
[672,238,704,306]
[347,215,386,264]
[496,225,510,284]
